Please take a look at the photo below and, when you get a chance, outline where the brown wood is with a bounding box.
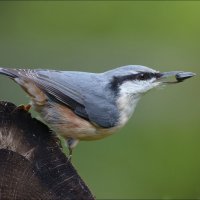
[0,101,95,200]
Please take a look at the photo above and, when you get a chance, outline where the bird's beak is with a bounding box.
[156,71,196,84]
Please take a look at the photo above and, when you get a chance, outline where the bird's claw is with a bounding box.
[11,104,31,113]
[17,104,32,112]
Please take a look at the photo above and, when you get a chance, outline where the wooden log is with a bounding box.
[0,101,95,200]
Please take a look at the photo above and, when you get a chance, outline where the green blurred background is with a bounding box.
[0,1,199,199]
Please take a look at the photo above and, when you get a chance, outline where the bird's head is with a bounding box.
[106,65,195,98]
[104,65,195,127]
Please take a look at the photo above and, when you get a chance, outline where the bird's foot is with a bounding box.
[12,104,32,113]
[18,104,32,112]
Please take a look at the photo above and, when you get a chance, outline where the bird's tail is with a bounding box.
[0,67,20,79]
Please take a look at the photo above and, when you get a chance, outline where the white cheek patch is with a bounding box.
[116,78,160,127]
[119,78,159,95]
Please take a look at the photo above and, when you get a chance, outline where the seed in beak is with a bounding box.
[175,72,196,82]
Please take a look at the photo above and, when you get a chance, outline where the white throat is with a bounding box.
[116,82,141,127]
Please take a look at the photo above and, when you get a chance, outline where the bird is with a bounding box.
[0,65,196,155]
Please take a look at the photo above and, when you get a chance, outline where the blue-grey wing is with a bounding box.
[33,70,118,128]
[0,68,118,128]
[30,70,95,122]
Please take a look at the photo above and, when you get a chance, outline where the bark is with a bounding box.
[0,101,95,200]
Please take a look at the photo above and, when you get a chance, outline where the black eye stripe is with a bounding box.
[110,72,160,92]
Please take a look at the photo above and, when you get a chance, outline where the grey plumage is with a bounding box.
[0,67,119,128]
[0,65,195,151]
[0,65,158,128]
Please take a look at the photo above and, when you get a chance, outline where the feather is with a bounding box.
[0,68,118,128]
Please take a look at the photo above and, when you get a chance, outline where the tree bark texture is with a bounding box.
[0,101,95,200]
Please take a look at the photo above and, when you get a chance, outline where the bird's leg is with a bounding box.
[66,138,79,161]
[67,139,73,161]
[68,146,73,161]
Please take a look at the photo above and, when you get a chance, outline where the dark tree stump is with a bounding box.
[0,101,95,200]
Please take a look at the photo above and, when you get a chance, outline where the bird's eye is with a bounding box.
[138,73,148,80]
[137,73,155,80]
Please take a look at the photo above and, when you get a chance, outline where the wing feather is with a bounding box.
[0,68,118,128]
[30,71,90,120]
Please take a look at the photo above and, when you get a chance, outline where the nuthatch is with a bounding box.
[0,65,196,154]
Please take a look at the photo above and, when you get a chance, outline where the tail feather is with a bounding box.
[0,68,19,79]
